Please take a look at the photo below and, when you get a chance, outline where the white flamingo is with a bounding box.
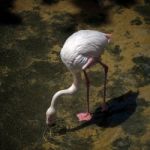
[46,30,111,125]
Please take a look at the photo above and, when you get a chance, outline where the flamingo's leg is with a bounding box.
[98,60,108,111]
[76,57,96,121]
[83,70,90,113]
[82,57,96,113]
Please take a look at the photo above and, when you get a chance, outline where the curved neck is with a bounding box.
[50,72,81,109]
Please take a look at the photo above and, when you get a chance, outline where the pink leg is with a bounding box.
[76,57,96,122]
[98,60,108,111]
[83,70,90,113]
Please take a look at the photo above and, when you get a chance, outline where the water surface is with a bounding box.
[0,0,150,149]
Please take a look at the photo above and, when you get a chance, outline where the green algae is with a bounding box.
[144,17,150,24]
[144,0,150,4]
[112,136,131,150]
[130,17,143,25]
[0,60,67,149]
[106,68,127,98]
[0,48,24,68]
[17,11,53,58]
[48,12,77,45]
[17,36,52,58]
[106,44,123,60]
[135,4,150,17]
[20,11,47,30]
[44,119,93,150]
[0,0,150,150]
[43,0,59,5]
[121,97,148,136]
[80,11,108,26]
[134,41,141,47]
[88,70,104,87]
[107,77,126,98]
[0,51,74,149]
[143,141,150,150]
[132,56,150,64]
[124,31,132,39]
[131,56,150,86]
[115,6,124,14]
[57,136,92,150]
[0,10,54,70]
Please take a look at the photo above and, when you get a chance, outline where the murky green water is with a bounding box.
[0,0,150,150]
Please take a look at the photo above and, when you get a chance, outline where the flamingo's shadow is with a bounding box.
[67,91,138,132]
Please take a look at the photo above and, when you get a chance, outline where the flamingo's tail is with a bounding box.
[105,33,112,43]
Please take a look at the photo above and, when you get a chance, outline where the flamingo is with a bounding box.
[46,30,111,125]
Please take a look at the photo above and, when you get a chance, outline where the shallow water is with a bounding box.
[0,0,150,150]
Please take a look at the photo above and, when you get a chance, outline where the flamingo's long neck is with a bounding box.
[50,72,81,109]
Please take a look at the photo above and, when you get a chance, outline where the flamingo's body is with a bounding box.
[46,30,111,125]
[61,30,108,71]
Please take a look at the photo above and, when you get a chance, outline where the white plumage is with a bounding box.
[60,30,108,71]
[46,30,111,125]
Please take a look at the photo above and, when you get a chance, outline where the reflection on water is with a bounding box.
[0,0,150,150]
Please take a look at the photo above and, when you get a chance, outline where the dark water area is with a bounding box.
[0,0,150,150]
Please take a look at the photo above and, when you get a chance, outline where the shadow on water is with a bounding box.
[0,0,22,25]
[113,0,138,7]
[66,91,138,132]
[72,0,110,25]
[72,0,138,26]
[42,0,59,5]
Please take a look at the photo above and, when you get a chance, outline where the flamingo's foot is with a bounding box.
[101,103,108,112]
[76,112,92,122]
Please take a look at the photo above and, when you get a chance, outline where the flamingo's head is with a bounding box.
[46,107,56,125]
